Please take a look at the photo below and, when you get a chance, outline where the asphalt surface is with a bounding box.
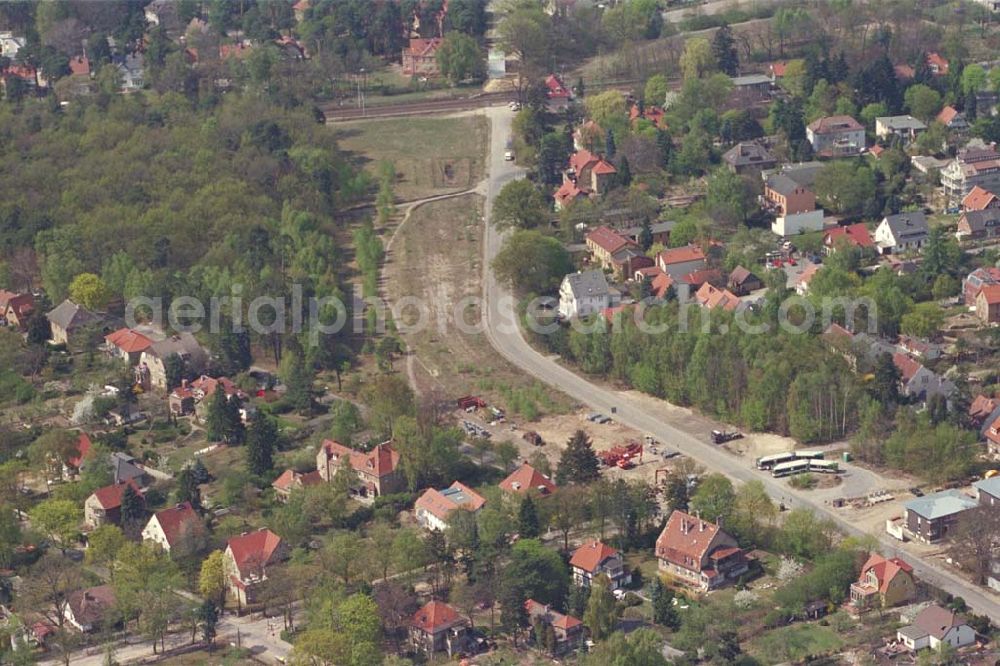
[478,106,1000,621]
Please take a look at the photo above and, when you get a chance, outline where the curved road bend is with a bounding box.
[478,106,1000,621]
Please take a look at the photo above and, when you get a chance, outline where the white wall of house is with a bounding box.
[141,517,171,552]
[930,625,976,650]
[416,508,450,532]
[558,279,608,319]
[772,210,824,236]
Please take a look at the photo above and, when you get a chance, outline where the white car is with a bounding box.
[504,150,514,161]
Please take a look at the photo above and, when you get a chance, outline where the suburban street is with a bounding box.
[478,106,1000,621]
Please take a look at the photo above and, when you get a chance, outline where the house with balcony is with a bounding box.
[941,144,1000,206]
[655,510,747,590]
[849,553,916,610]
[875,115,927,143]
[569,540,631,589]
[223,528,289,607]
[806,115,865,157]
[315,440,404,501]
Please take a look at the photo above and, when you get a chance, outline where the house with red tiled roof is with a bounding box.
[892,352,955,403]
[656,245,707,282]
[499,462,556,497]
[769,61,788,79]
[545,74,572,109]
[84,480,143,529]
[806,115,865,157]
[64,585,116,633]
[695,282,742,312]
[969,394,999,426]
[584,226,643,279]
[976,283,1000,324]
[823,223,874,253]
[963,267,1000,305]
[68,55,91,77]
[984,410,1000,455]
[409,600,469,656]
[961,185,999,212]
[271,468,323,501]
[0,290,34,330]
[525,599,584,655]
[655,510,747,590]
[570,540,631,589]
[292,0,310,21]
[562,149,617,203]
[415,481,486,531]
[223,528,288,607]
[316,440,404,501]
[936,105,968,131]
[142,502,206,557]
[850,553,916,610]
[554,179,589,210]
[629,103,667,129]
[926,52,949,76]
[402,38,443,76]
[104,328,153,364]
[63,432,93,478]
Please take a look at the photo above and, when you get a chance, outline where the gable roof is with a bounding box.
[859,553,913,594]
[696,282,741,312]
[68,432,92,468]
[807,115,863,134]
[0,291,33,319]
[149,502,203,547]
[586,226,634,255]
[90,479,142,511]
[765,173,804,197]
[913,605,964,640]
[226,528,283,578]
[105,328,153,354]
[189,375,245,400]
[68,55,90,76]
[977,283,1000,306]
[111,451,147,485]
[926,52,949,74]
[729,265,757,286]
[404,38,442,58]
[659,245,705,266]
[47,299,99,332]
[592,158,617,175]
[963,186,1000,212]
[563,270,609,300]
[656,510,731,567]
[525,599,583,631]
[881,211,929,240]
[411,600,465,633]
[569,540,620,573]
[271,468,323,492]
[66,585,115,628]
[319,440,400,478]
[936,105,962,126]
[824,223,874,248]
[499,462,556,495]
[555,179,589,204]
[415,481,486,521]
[545,74,571,99]
[969,394,999,422]
[904,489,977,520]
[892,352,924,383]
[144,332,206,361]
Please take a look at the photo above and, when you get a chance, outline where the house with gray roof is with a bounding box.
[876,115,928,143]
[874,212,929,255]
[896,605,975,652]
[138,333,209,390]
[722,141,776,175]
[559,270,612,319]
[46,299,101,346]
[903,489,977,543]
[973,475,1000,507]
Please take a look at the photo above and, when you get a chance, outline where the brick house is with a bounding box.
[402,38,443,76]
[902,490,977,543]
[525,600,584,655]
[315,440,404,501]
[956,209,1000,241]
[84,480,143,529]
[409,601,469,656]
[569,540,631,589]
[849,553,917,610]
[414,481,486,532]
[499,462,556,496]
[656,245,707,282]
[975,284,1000,324]
[764,173,823,236]
[963,267,1000,305]
[655,510,748,590]
[566,149,616,196]
[141,502,206,556]
[223,528,289,607]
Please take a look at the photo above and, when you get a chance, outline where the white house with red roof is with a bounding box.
[223,528,288,607]
[84,480,143,529]
[544,74,572,109]
[409,600,469,655]
[415,481,486,531]
[656,245,707,283]
[104,328,153,364]
[142,502,206,557]
[316,440,404,500]
[849,553,917,609]
[823,223,874,254]
[271,468,323,502]
[499,462,556,496]
[569,540,631,589]
[525,599,584,654]
[656,510,747,590]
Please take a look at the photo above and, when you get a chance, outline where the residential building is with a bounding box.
[727,266,762,295]
[975,284,1000,324]
[108,451,149,486]
[963,267,1000,305]
[936,105,968,131]
[583,227,641,278]
[875,115,928,142]
[84,480,142,529]
[926,52,950,76]
[103,327,153,364]
[554,179,589,210]
[823,223,874,253]
[849,553,917,610]
[115,52,144,92]
[897,335,943,361]
[763,173,823,236]
[722,141,776,175]
[401,38,442,76]
[499,462,556,496]
[0,290,34,330]
[968,394,999,426]
[559,270,611,319]
[963,184,1000,209]
[64,586,116,633]
[897,605,975,652]
[315,440,404,500]
[657,245,707,282]
[873,212,929,254]
[620,220,674,246]
[766,161,825,189]
[655,510,748,591]
[956,209,1000,240]
[414,481,486,531]
[409,601,469,656]
[941,144,1000,205]
[46,299,100,346]
[984,410,1000,454]
[892,352,955,402]
[142,502,206,556]
[806,115,865,157]
[903,490,977,543]
[973,476,1000,507]
[0,32,25,59]
[570,540,631,589]
[794,263,821,296]
[271,469,323,501]
[728,73,772,106]
[525,600,584,654]
[565,149,617,197]
[223,528,288,607]
[138,333,209,390]
[629,103,667,129]
[64,432,92,478]
[169,375,254,421]
[544,74,572,109]
[695,282,742,312]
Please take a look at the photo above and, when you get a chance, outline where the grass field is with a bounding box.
[749,623,844,663]
[333,116,489,201]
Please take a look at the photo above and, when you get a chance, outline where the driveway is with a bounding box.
[478,106,1000,621]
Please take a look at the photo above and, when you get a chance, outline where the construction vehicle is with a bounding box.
[522,431,544,446]
[457,396,486,411]
[599,441,643,468]
[711,429,743,444]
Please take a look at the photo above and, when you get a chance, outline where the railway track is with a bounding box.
[322,91,514,121]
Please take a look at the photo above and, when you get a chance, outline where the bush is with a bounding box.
[621,592,643,608]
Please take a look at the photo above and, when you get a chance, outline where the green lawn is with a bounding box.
[332,116,489,201]
[749,623,844,663]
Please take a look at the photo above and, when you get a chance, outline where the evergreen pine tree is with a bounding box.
[617,155,632,187]
[175,467,201,510]
[556,430,600,485]
[604,128,616,158]
[638,219,653,251]
[651,578,680,628]
[119,483,144,529]
[711,23,739,76]
[222,394,245,445]
[656,129,672,168]
[871,352,901,408]
[191,459,211,484]
[518,496,541,538]
[204,386,228,442]
[245,415,277,477]
[583,574,620,641]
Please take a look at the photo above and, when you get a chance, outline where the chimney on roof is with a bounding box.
[181,379,187,388]
[699,520,705,532]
